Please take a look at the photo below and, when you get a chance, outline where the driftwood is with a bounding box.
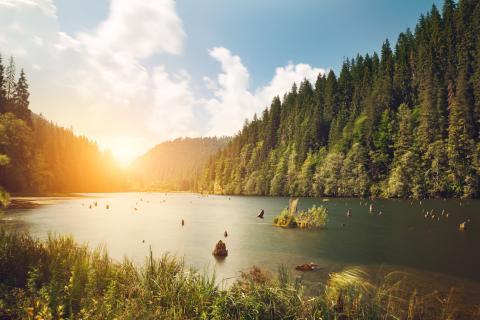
[289,198,299,215]
[257,209,264,219]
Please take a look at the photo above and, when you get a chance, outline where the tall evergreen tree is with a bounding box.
[13,69,31,124]
[0,55,6,113]
[5,56,15,102]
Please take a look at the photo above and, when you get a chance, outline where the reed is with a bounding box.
[0,230,476,319]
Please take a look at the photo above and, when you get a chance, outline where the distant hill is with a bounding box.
[128,137,229,191]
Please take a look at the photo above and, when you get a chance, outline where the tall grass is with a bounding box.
[0,230,477,319]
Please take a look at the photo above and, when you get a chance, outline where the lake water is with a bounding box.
[2,193,480,301]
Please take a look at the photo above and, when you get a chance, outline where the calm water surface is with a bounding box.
[2,193,480,296]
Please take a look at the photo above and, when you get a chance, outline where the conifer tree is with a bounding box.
[13,69,31,124]
[0,55,6,113]
[5,56,15,102]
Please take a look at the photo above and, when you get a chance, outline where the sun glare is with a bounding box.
[111,143,138,167]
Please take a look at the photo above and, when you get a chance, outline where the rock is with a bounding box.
[295,263,319,272]
[212,240,228,257]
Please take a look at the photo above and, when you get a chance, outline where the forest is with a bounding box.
[198,0,480,199]
[0,55,125,198]
[128,137,229,191]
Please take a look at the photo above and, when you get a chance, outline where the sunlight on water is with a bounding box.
[2,193,480,300]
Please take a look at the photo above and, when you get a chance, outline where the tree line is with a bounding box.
[0,55,125,199]
[198,0,480,199]
[128,137,229,191]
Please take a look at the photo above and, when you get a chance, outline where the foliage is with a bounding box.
[0,154,9,207]
[273,205,328,228]
[199,0,480,199]
[0,231,476,319]
[128,137,229,191]
[272,207,297,227]
[0,56,125,194]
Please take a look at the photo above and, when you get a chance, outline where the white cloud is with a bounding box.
[0,1,326,162]
[77,0,184,60]
[0,0,188,162]
[257,63,325,104]
[0,0,56,17]
[149,66,198,139]
[203,47,325,136]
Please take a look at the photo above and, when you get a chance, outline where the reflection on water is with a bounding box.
[1,193,480,303]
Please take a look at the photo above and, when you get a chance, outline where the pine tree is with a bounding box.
[297,152,317,196]
[394,30,414,107]
[447,80,476,197]
[341,143,369,196]
[13,69,31,124]
[5,57,15,102]
[0,55,6,113]
[270,151,287,196]
[323,70,338,123]
[443,0,457,85]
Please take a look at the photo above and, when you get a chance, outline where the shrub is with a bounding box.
[273,205,328,228]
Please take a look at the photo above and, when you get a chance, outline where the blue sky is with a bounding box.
[1,0,443,163]
[54,0,443,91]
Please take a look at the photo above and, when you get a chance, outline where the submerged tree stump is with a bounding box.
[295,263,319,272]
[212,240,228,257]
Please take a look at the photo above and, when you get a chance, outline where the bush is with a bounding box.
[273,205,328,228]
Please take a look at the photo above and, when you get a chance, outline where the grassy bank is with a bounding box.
[0,230,476,319]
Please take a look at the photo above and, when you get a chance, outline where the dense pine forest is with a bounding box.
[128,137,228,191]
[0,55,124,197]
[199,0,480,199]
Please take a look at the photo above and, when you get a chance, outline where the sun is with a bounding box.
[111,143,138,168]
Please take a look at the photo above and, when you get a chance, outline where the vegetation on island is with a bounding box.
[199,0,480,199]
[0,230,476,320]
[273,205,328,228]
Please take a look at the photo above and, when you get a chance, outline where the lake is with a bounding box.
[2,193,480,301]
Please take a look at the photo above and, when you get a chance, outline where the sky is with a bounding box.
[0,0,443,165]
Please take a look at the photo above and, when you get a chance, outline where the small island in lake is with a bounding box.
[273,198,328,229]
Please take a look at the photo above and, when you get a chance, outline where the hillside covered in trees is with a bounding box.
[199,0,480,199]
[128,137,228,191]
[0,55,125,196]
